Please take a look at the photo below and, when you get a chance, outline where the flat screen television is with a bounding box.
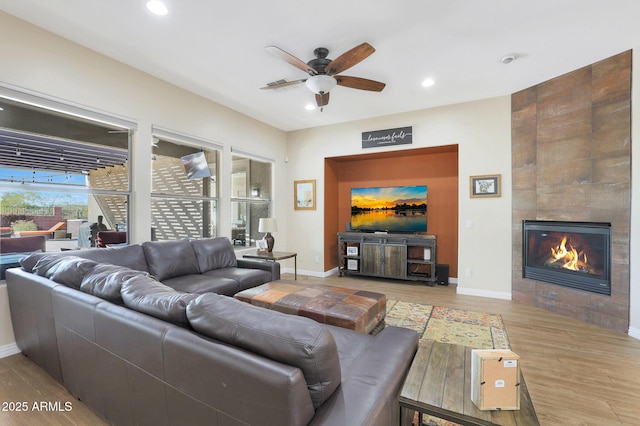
[350,185,427,233]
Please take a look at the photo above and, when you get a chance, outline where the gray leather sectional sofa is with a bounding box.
[6,237,419,425]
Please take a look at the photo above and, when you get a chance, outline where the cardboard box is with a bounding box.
[471,349,520,410]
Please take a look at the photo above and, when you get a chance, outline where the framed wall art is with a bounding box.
[294,179,316,210]
[470,174,501,198]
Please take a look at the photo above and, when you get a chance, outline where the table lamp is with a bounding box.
[258,218,278,252]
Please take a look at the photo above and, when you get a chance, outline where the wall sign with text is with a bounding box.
[362,126,413,149]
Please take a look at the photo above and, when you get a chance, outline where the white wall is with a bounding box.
[286,97,514,298]
[0,12,288,350]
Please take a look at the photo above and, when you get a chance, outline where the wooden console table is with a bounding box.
[400,340,539,426]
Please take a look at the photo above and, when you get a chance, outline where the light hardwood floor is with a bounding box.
[1,273,640,425]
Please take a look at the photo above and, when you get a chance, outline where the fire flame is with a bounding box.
[549,236,588,271]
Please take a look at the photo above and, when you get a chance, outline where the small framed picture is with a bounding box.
[346,246,358,256]
[256,239,268,252]
[470,174,501,198]
[294,179,316,210]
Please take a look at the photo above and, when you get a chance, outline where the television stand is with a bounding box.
[337,232,437,285]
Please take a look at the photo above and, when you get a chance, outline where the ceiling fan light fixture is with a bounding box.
[146,1,168,16]
[305,75,337,94]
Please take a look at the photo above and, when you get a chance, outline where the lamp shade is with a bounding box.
[305,75,337,94]
[258,218,278,233]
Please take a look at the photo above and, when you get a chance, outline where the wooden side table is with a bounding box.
[243,251,297,280]
[400,340,539,426]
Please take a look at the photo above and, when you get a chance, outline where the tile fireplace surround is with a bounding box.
[511,50,631,333]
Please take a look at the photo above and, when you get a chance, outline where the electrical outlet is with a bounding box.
[465,268,472,278]
[314,255,319,264]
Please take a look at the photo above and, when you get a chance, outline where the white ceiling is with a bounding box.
[2,1,640,132]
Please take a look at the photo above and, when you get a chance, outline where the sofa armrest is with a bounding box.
[237,258,280,281]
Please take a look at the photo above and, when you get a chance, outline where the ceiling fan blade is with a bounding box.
[336,76,386,92]
[316,93,330,107]
[260,78,307,90]
[266,46,318,75]
[325,42,375,75]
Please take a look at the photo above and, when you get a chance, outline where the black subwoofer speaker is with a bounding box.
[436,264,449,286]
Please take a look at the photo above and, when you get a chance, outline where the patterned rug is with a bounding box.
[385,300,510,426]
[385,300,511,426]
[385,300,510,350]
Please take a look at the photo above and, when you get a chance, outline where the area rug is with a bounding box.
[385,300,510,350]
[385,300,510,426]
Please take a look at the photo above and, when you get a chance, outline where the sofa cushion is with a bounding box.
[186,293,341,409]
[80,263,147,304]
[190,237,237,273]
[202,268,272,293]
[162,274,241,296]
[121,275,199,328]
[19,244,148,273]
[32,255,98,289]
[20,251,60,273]
[142,240,200,281]
[73,245,149,272]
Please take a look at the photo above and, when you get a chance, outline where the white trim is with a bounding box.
[151,125,223,151]
[0,342,20,359]
[231,147,276,163]
[0,82,137,130]
[629,326,640,340]
[292,267,338,278]
[456,286,512,300]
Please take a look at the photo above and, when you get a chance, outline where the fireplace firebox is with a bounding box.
[522,220,611,295]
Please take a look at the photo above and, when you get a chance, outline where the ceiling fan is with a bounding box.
[261,42,385,110]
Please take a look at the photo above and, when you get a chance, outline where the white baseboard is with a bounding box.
[0,342,20,359]
[283,267,337,278]
[456,286,512,300]
[629,327,640,340]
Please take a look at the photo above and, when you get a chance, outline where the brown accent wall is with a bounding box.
[324,145,459,278]
[511,51,631,333]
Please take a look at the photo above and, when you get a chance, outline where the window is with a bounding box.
[230,153,273,247]
[151,132,219,240]
[0,95,132,249]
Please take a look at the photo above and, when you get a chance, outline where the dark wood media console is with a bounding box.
[337,232,437,285]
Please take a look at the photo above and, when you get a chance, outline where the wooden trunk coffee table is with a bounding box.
[234,279,386,334]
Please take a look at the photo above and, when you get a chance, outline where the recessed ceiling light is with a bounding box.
[147,1,168,16]
[421,78,435,88]
[501,54,517,64]
[305,104,316,110]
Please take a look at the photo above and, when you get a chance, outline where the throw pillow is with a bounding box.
[121,275,199,327]
[186,293,341,409]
